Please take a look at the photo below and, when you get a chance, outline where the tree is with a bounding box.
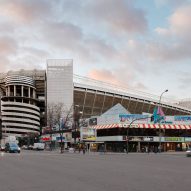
[47,102,73,153]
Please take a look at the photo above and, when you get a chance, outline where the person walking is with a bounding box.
[78,145,81,153]
[83,145,86,155]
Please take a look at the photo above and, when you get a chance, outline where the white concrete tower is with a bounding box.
[46,59,73,112]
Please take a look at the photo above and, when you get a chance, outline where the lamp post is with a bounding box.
[158,89,168,153]
[126,116,151,154]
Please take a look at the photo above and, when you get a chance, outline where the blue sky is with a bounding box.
[0,0,191,100]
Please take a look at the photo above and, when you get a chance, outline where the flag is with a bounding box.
[157,106,165,117]
[152,107,158,123]
[152,106,165,123]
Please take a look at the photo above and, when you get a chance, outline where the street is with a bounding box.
[0,151,190,191]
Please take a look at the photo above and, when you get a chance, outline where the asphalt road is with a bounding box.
[0,151,190,191]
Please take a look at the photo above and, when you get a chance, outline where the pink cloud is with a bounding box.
[0,0,53,23]
[156,4,191,40]
[0,36,17,55]
[87,68,148,92]
[88,69,120,85]
[169,5,191,39]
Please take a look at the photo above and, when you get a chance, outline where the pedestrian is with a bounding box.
[154,146,157,154]
[83,145,86,155]
[147,146,150,154]
[145,146,148,153]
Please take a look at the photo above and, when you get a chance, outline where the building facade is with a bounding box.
[1,75,40,138]
[0,59,191,142]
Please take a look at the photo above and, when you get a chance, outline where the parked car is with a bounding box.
[186,148,191,157]
[33,143,45,151]
[28,145,34,150]
[5,142,21,153]
[0,144,5,151]
[21,145,27,150]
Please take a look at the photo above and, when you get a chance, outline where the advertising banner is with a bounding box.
[174,116,191,124]
[119,114,149,124]
[81,127,96,141]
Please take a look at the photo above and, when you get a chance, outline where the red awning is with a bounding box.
[90,123,191,130]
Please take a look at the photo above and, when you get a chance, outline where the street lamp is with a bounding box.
[158,89,168,153]
[126,116,151,154]
[159,89,168,104]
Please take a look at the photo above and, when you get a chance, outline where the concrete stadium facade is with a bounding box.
[73,75,191,118]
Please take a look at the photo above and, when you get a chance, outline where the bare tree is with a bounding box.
[47,102,73,153]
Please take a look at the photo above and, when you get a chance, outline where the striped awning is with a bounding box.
[90,123,191,130]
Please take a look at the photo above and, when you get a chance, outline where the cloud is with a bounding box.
[0,36,18,71]
[146,41,191,62]
[0,0,54,23]
[156,4,191,40]
[42,21,83,49]
[0,36,18,56]
[0,0,189,98]
[153,4,191,62]
[88,69,120,85]
[169,5,191,40]
[87,67,148,92]
[86,0,147,34]
[155,0,189,7]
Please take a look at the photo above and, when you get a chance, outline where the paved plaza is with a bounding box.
[0,151,190,191]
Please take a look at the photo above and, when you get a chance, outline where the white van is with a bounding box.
[33,143,45,151]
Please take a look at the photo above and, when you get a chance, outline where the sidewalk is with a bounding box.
[42,149,186,156]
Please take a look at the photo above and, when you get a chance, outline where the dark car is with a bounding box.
[5,143,21,153]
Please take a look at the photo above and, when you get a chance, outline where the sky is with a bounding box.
[0,0,191,101]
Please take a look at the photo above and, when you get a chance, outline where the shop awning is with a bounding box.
[90,123,191,130]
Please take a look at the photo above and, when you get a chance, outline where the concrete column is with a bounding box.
[33,89,35,99]
[14,85,16,96]
[28,87,30,98]
[8,86,10,96]
[21,86,23,97]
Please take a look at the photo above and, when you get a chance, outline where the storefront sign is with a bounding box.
[164,137,184,142]
[143,137,154,142]
[97,136,124,142]
[184,137,191,142]
[129,137,154,142]
[129,137,143,142]
[153,137,159,142]
[41,136,51,141]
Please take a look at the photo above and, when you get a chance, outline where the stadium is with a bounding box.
[0,59,191,140]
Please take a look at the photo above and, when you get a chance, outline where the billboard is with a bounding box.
[119,114,149,124]
[80,127,96,141]
[174,116,191,124]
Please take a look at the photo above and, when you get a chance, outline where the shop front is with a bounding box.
[40,132,72,150]
[128,136,191,152]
